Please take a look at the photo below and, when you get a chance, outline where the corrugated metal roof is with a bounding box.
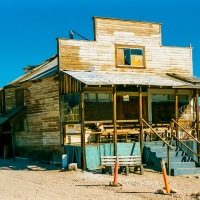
[63,71,200,88]
[7,55,58,86]
[167,73,200,84]
[27,65,58,81]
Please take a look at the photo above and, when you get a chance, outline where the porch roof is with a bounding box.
[63,70,200,88]
[0,106,25,126]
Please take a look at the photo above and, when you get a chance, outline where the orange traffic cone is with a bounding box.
[160,159,171,194]
[113,156,119,186]
[109,156,122,187]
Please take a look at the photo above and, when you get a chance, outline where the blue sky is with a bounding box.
[0,0,200,88]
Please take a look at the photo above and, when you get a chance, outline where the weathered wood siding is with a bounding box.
[5,88,16,111]
[58,17,192,75]
[14,76,60,147]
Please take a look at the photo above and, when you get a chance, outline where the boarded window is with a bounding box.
[15,89,24,107]
[116,45,145,68]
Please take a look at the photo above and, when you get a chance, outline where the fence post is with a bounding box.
[167,146,171,176]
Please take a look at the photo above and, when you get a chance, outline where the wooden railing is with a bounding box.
[142,118,173,175]
[171,118,200,163]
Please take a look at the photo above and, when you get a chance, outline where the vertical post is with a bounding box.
[196,89,200,163]
[81,88,86,170]
[11,127,15,159]
[113,85,117,156]
[171,121,174,141]
[175,89,179,145]
[139,86,143,155]
[167,146,171,176]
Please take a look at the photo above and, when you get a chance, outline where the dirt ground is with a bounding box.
[0,158,200,200]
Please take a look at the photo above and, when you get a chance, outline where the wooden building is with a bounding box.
[0,17,200,171]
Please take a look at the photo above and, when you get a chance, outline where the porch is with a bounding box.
[60,71,200,173]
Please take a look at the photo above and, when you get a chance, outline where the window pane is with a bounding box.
[117,48,125,65]
[124,49,131,65]
[116,46,144,67]
[131,49,143,55]
[152,94,169,102]
[88,93,96,102]
[98,93,111,102]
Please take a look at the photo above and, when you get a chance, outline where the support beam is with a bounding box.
[175,89,179,140]
[81,88,86,170]
[113,86,117,156]
[139,86,143,155]
[196,90,200,163]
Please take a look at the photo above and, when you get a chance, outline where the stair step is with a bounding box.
[160,156,191,163]
[144,141,166,146]
[170,161,196,168]
[148,146,181,153]
[171,167,200,176]
[143,141,199,176]
[155,151,184,157]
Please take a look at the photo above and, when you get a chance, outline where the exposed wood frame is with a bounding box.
[84,87,113,91]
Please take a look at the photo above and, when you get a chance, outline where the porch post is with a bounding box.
[196,89,200,162]
[139,86,143,154]
[113,85,117,156]
[81,88,86,170]
[175,89,179,141]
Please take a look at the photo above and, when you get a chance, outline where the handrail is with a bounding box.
[142,119,173,150]
[170,132,200,158]
[171,118,200,145]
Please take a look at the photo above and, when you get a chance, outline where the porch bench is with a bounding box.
[100,155,144,175]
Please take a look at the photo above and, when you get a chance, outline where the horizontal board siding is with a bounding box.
[94,18,161,45]
[5,88,16,111]
[59,39,192,74]
[58,17,192,75]
[14,76,60,147]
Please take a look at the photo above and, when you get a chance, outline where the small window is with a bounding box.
[84,92,112,102]
[116,45,145,68]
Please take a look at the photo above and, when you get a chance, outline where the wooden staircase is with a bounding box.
[143,141,200,176]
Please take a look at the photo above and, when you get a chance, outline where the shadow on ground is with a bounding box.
[0,158,60,171]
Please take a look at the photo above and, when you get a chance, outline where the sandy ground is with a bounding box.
[0,158,200,200]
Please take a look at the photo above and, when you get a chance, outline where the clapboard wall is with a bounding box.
[58,17,192,75]
[13,76,60,147]
[3,76,62,160]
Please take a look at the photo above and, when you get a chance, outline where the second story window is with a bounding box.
[116,45,145,68]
